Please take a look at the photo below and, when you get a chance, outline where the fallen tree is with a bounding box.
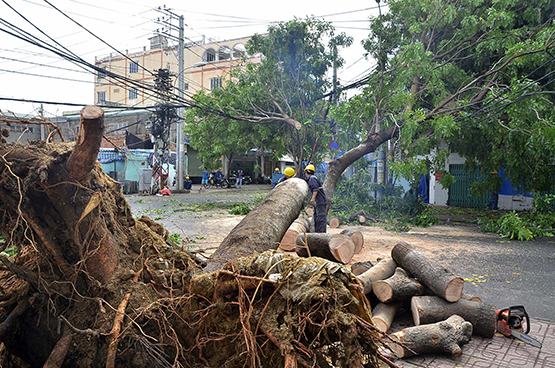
[0,106,388,368]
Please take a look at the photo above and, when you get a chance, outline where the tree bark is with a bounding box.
[411,296,497,338]
[205,178,309,271]
[350,261,373,276]
[295,233,355,264]
[388,315,473,358]
[372,268,424,303]
[391,242,464,302]
[357,257,397,294]
[372,303,398,333]
[340,229,364,254]
[279,212,310,251]
[323,126,396,207]
[66,105,104,181]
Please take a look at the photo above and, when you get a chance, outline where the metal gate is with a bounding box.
[447,164,492,208]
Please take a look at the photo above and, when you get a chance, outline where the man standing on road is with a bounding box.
[236,168,244,188]
[304,164,327,233]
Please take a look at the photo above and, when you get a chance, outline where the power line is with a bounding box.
[0,67,95,83]
[0,96,157,109]
[41,0,156,77]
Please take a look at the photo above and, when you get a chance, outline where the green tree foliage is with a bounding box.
[185,18,352,169]
[331,0,555,194]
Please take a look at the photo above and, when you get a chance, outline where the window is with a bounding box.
[204,49,216,62]
[210,77,222,91]
[129,61,139,73]
[97,68,107,81]
[97,91,106,104]
[129,88,138,99]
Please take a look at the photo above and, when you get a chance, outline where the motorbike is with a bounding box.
[208,173,229,188]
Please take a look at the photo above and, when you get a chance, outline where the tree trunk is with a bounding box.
[388,315,473,358]
[391,242,464,302]
[372,268,424,303]
[295,233,355,264]
[340,229,364,254]
[357,257,397,294]
[205,178,309,271]
[279,212,310,251]
[372,303,398,333]
[323,126,396,207]
[411,296,497,338]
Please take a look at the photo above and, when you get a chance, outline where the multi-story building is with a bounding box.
[93,35,257,107]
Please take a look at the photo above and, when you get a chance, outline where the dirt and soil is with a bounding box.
[127,187,555,321]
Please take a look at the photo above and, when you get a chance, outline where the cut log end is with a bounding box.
[372,303,398,333]
[81,105,104,120]
[329,235,355,264]
[340,229,364,254]
[445,277,465,302]
[328,217,341,228]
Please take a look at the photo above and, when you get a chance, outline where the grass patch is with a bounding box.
[228,203,251,215]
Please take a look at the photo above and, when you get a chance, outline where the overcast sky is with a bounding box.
[0,0,384,116]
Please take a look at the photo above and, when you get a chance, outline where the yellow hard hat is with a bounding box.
[284,167,295,177]
[185,176,190,179]
[304,164,316,173]
[274,167,280,172]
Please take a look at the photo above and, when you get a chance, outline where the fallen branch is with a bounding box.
[43,332,74,368]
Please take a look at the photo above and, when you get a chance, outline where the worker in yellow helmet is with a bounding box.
[304,163,327,233]
[277,166,296,184]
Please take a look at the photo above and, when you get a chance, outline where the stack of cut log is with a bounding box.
[355,242,497,359]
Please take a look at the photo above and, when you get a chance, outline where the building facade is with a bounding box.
[93,35,257,107]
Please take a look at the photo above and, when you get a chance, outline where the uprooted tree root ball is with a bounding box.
[0,106,387,367]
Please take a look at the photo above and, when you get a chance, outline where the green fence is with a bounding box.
[447,164,493,208]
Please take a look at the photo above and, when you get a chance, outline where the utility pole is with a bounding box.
[176,14,185,191]
[39,104,46,141]
[156,6,187,191]
[332,42,338,105]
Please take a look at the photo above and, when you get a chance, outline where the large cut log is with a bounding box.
[391,242,464,302]
[328,217,341,228]
[388,315,472,358]
[357,257,396,294]
[411,296,497,338]
[279,212,311,251]
[205,178,309,271]
[340,229,364,254]
[295,233,355,264]
[373,268,424,303]
[372,303,398,333]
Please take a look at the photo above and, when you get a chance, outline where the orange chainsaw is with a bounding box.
[496,306,542,348]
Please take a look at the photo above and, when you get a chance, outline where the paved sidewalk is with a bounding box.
[398,319,554,367]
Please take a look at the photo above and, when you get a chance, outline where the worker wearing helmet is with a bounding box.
[277,166,296,184]
[304,163,327,233]
[184,175,193,192]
